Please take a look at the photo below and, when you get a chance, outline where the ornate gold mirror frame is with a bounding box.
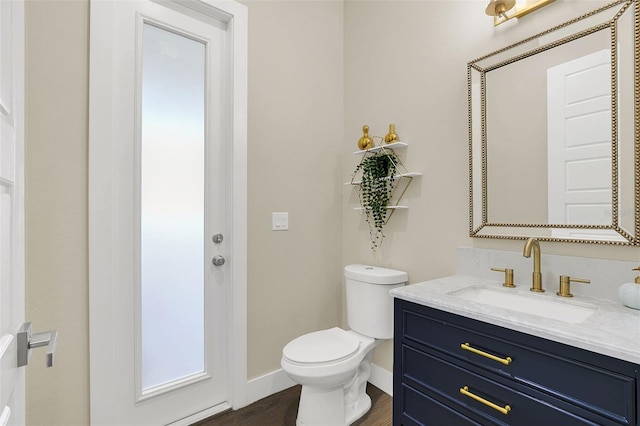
[468,0,639,245]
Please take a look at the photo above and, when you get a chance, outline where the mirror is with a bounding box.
[468,0,639,245]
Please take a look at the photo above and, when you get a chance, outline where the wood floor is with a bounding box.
[194,383,392,426]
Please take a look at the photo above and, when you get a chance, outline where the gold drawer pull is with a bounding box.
[461,342,512,365]
[460,386,511,415]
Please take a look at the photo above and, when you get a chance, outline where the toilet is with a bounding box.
[281,264,408,425]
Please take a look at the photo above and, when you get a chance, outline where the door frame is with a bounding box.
[88,0,248,422]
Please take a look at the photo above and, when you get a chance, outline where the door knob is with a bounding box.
[212,255,225,266]
[17,322,58,368]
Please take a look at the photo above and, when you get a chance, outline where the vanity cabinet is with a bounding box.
[393,299,639,425]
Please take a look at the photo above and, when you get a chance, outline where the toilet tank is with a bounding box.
[344,264,408,339]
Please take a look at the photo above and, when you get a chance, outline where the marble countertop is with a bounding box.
[390,275,640,365]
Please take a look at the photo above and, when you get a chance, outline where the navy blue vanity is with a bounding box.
[391,277,640,426]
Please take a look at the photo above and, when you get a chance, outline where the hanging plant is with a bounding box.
[353,151,399,251]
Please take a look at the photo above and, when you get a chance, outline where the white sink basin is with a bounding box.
[448,286,597,324]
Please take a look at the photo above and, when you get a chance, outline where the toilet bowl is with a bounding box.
[281,265,408,426]
[282,327,376,388]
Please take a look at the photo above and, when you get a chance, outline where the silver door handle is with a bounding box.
[17,322,58,368]
[212,255,225,266]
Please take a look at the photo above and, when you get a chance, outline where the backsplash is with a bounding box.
[456,247,639,304]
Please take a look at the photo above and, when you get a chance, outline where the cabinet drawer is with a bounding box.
[401,305,636,424]
[399,383,485,426]
[402,344,608,426]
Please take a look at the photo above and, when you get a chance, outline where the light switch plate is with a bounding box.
[272,212,288,231]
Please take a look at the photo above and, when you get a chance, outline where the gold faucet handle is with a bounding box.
[491,267,515,288]
[557,275,590,298]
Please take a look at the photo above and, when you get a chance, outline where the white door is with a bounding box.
[547,49,621,240]
[0,0,25,425]
[89,1,248,424]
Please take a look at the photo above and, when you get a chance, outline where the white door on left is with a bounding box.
[0,1,25,424]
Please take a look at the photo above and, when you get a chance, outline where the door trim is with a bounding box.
[88,0,248,421]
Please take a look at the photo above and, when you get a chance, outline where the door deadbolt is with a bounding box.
[212,234,223,244]
[212,255,225,266]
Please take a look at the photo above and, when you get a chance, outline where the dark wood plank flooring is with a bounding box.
[194,383,391,426]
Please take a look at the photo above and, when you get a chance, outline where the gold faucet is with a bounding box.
[523,238,544,292]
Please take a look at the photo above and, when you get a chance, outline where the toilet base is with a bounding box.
[344,392,371,425]
[296,384,345,426]
[295,351,375,426]
[295,384,372,426]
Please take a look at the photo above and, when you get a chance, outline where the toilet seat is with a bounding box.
[282,327,360,364]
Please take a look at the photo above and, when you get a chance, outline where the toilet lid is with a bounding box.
[283,328,360,364]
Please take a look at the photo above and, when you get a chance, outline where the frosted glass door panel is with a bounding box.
[140,23,206,392]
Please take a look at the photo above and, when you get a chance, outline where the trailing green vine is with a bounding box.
[353,151,399,252]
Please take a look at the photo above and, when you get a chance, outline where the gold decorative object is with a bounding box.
[486,0,555,26]
[357,125,374,150]
[384,124,398,144]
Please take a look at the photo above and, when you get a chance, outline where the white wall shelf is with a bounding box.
[354,206,409,211]
[352,141,407,155]
[345,172,422,186]
[348,140,420,224]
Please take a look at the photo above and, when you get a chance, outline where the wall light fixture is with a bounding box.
[486,0,556,26]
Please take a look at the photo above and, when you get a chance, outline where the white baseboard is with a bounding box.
[167,402,231,426]
[246,363,392,406]
[369,363,393,396]
[246,368,296,405]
